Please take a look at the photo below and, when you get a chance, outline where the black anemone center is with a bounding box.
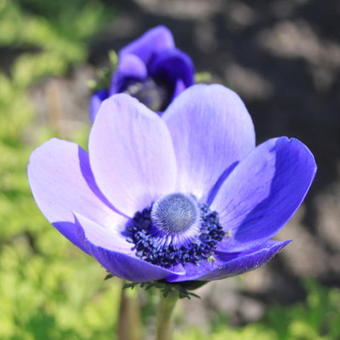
[124,78,170,111]
[126,195,225,268]
[151,193,198,234]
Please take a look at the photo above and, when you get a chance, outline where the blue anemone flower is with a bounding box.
[28,84,316,283]
[90,26,194,121]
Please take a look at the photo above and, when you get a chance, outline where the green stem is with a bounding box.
[155,293,178,340]
[117,280,141,340]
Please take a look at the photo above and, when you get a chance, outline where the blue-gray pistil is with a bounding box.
[151,193,199,234]
[126,193,225,267]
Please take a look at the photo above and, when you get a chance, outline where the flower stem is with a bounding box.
[117,280,141,340]
[155,293,178,340]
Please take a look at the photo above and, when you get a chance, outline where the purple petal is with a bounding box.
[52,221,89,253]
[120,26,174,64]
[211,137,317,252]
[167,240,290,282]
[163,84,255,199]
[172,79,186,99]
[27,139,123,250]
[110,54,148,95]
[149,48,194,88]
[117,54,148,80]
[89,94,177,217]
[75,213,130,253]
[76,213,185,282]
[89,89,109,122]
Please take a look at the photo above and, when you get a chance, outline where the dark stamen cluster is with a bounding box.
[126,204,224,268]
[124,78,170,112]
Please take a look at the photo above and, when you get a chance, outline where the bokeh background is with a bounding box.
[1,0,340,339]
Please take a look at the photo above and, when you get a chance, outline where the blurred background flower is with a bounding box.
[89,26,194,120]
[1,0,340,339]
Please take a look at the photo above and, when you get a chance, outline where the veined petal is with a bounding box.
[27,139,123,249]
[167,240,290,282]
[163,84,255,199]
[212,137,317,252]
[75,213,133,254]
[120,26,174,64]
[76,213,185,282]
[89,94,177,217]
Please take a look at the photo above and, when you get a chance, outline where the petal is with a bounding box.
[211,137,317,252]
[89,94,177,217]
[172,79,186,99]
[76,213,185,282]
[110,54,148,94]
[52,221,89,254]
[117,54,148,80]
[28,139,123,249]
[74,213,133,254]
[163,84,255,199]
[167,240,290,282]
[89,89,109,122]
[120,26,174,64]
[149,48,194,88]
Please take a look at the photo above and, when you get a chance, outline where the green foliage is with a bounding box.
[264,280,340,340]
[176,325,275,340]
[175,281,340,340]
[0,238,121,340]
[195,71,213,83]
[87,50,118,92]
[124,280,203,300]
[0,0,110,80]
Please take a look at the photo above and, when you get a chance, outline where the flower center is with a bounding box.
[151,193,199,234]
[126,194,225,268]
[124,78,170,112]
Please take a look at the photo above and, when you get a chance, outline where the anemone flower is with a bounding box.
[90,26,194,121]
[28,84,316,283]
